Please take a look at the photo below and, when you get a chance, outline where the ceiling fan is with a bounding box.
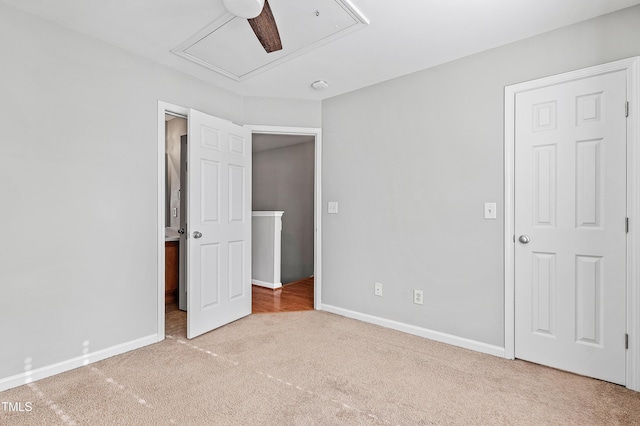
[223,0,283,53]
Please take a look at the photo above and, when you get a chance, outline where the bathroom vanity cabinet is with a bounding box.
[165,240,179,304]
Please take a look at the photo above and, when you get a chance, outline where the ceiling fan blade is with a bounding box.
[247,0,282,53]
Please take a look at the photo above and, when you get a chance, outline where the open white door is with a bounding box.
[187,109,252,339]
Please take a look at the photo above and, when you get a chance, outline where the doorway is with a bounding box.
[252,133,316,312]
[164,113,187,308]
[157,104,323,340]
[247,125,323,310]
[504,57,640,391]
[163,112,187,336]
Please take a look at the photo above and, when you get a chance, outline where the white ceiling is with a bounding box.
[4,0,640,101]
[173,0,368,81]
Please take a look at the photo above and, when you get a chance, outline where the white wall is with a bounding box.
[0,2,320,387]
[321,5,640,348]
[253,142,315,283]
[244,97,321,128]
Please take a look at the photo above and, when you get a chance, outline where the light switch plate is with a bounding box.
[374,282,383,296]
[484,202,497,219]
[328,201,339,214]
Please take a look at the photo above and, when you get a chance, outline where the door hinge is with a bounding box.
[626,101,630,118]
[626,217,629,233]
[626,333,629,350]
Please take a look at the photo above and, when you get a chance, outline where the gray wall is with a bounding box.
[253,142,315,283]
[321,5,640,347]
[0,2,319,384]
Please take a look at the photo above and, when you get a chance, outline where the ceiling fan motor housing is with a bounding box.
[223,0,265,19]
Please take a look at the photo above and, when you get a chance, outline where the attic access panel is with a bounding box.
[172,0,369,81]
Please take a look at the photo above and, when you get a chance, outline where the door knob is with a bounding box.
[518,235,530,244]
[177,228,185,234]
[193,231,202,239]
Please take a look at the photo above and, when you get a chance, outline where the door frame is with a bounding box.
[245,125,323,310]
[504,57,640,391]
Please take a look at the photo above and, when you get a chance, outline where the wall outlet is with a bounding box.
[413,289,424,305]
[374,282,383,297]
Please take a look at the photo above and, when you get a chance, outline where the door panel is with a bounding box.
[532,144,557,227]
[532,252,555,336]
[200,243,220,308]
[514,71,627,384]
[187,109,251,339]
[201,160,220,223]
[575,255,603,345]
[229,241,245,299]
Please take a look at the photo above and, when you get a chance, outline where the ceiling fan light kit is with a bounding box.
[222,0,265,19]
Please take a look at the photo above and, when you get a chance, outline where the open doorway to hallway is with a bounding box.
[251,134,316,313]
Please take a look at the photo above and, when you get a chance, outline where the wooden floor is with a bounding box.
[165,277,314,335]
[165,301,186,336]
[252,277,314,314]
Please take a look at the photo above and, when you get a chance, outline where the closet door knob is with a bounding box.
[193,231,202,239]
[518,235,530,244]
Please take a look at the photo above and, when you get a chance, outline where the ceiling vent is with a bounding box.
[172,0,369,81]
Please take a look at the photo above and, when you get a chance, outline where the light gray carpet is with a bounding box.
[1,310,639,425]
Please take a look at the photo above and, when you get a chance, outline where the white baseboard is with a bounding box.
[320,304,505,358]
[0,334,158,392]
[252,279,282,289]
